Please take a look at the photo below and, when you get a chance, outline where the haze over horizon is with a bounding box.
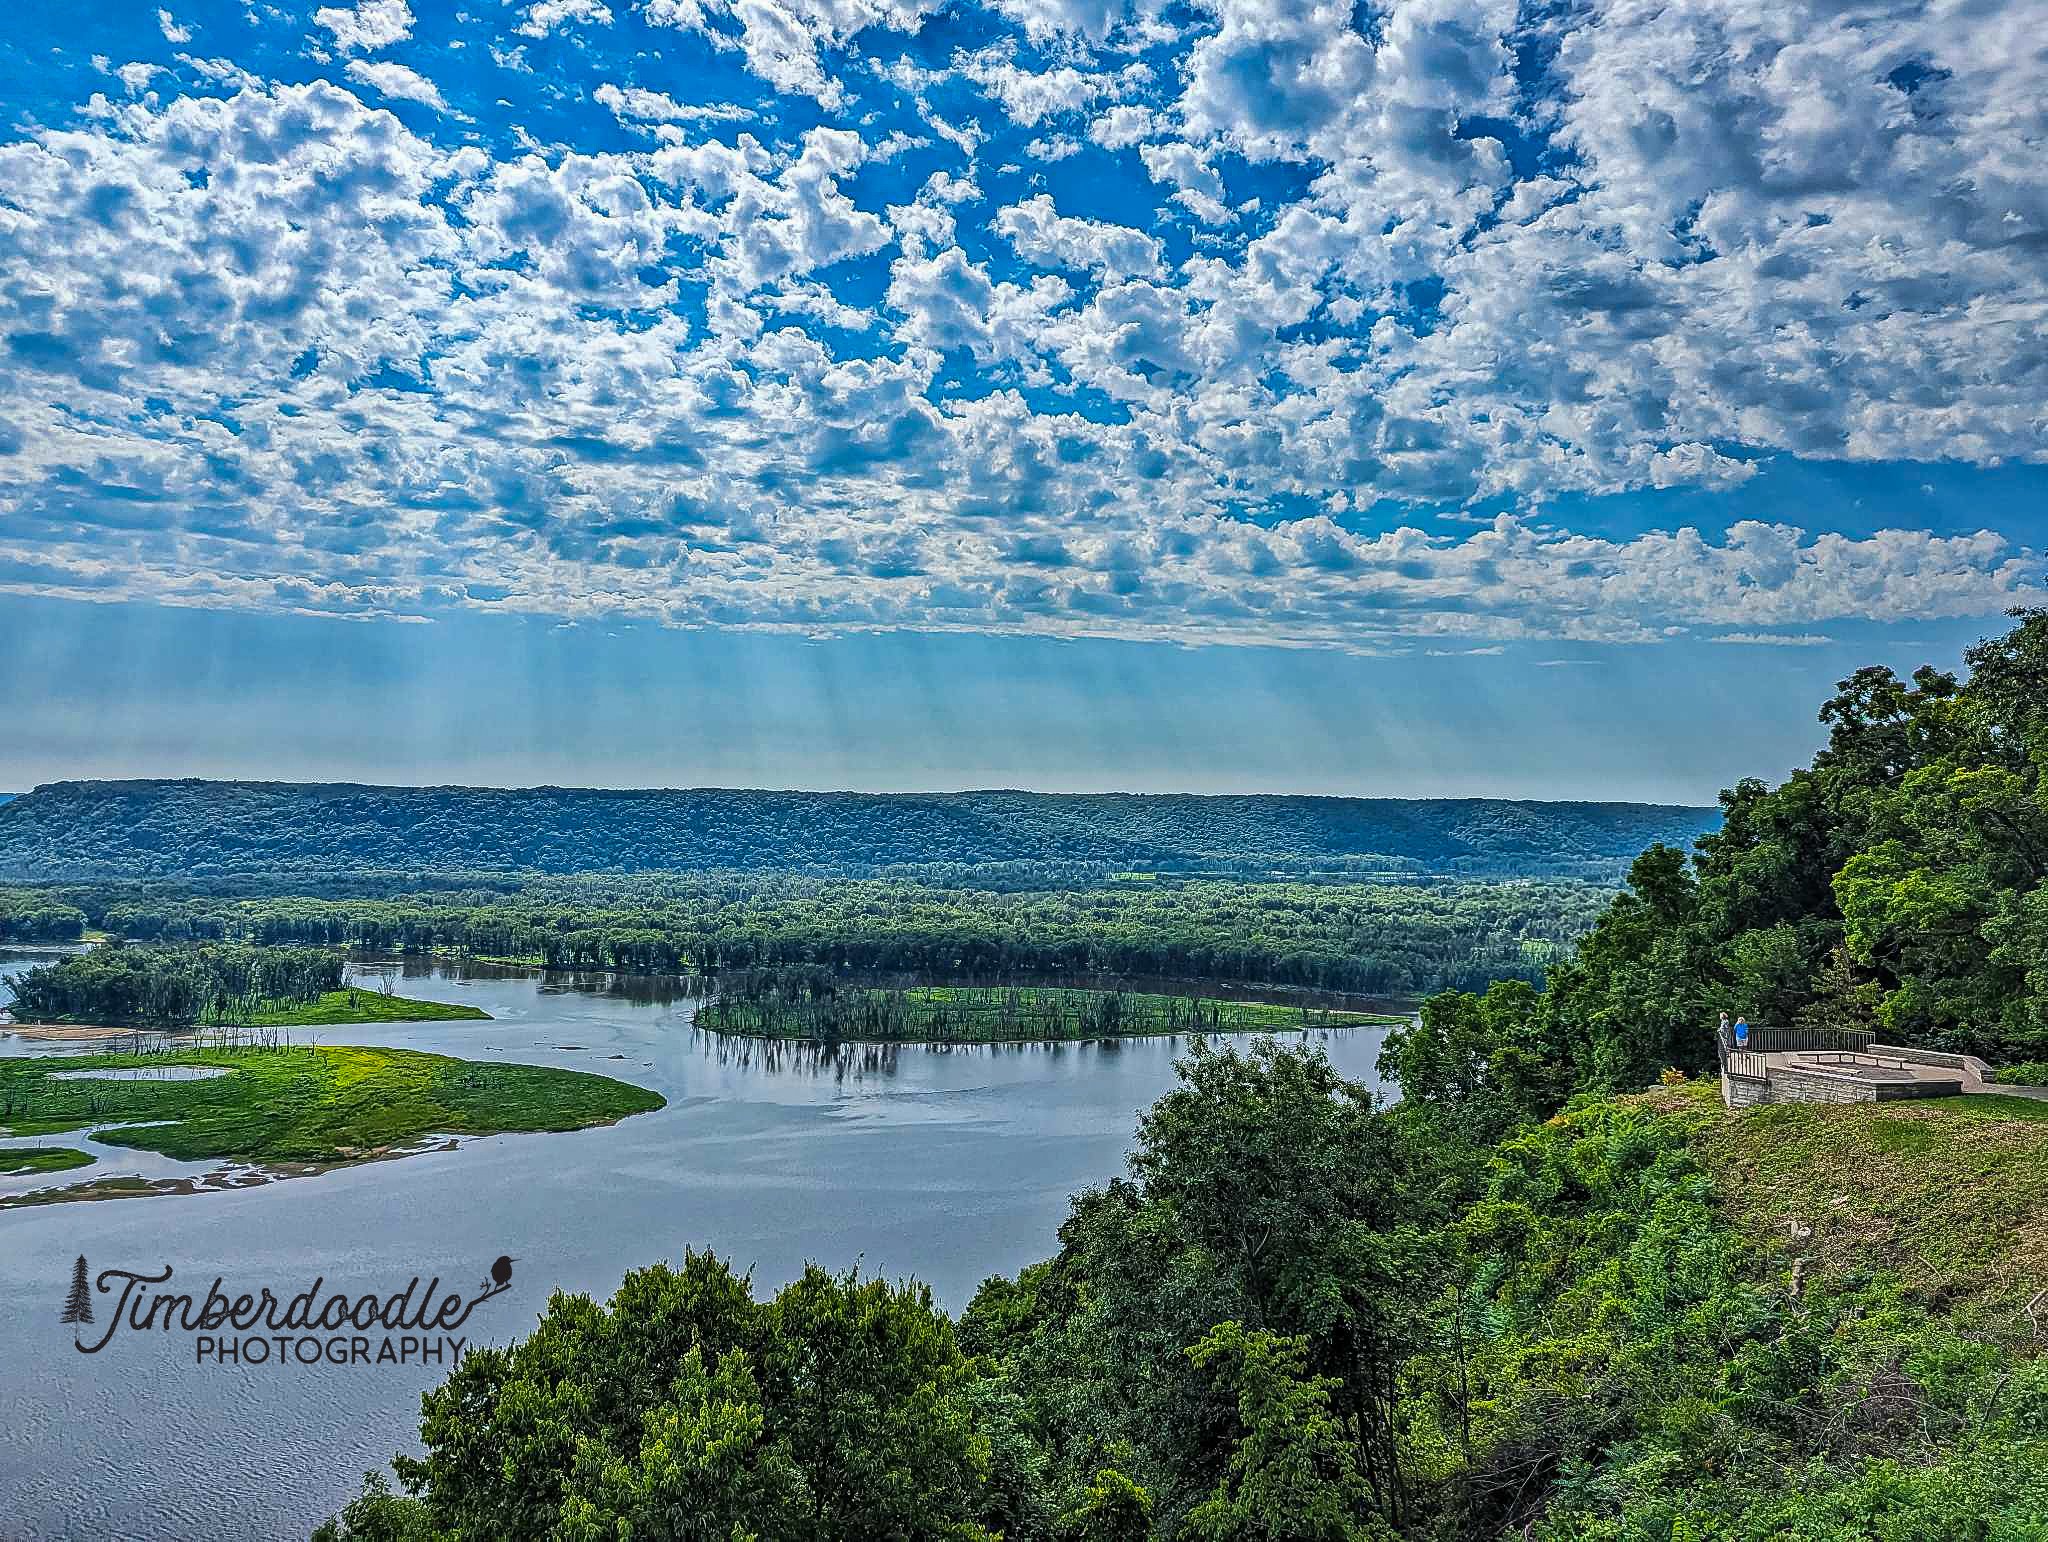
[0,593,2002,805]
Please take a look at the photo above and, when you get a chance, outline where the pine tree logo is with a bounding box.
[61,1255,93,1326]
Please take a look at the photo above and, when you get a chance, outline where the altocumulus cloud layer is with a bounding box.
[0,0,2043,651]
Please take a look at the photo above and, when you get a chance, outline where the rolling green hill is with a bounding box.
[0,779,1715,883]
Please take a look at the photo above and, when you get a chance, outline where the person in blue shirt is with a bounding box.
[1734,1013,1750,1049]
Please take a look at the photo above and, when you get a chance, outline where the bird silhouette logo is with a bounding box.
[478,1256,516,1297]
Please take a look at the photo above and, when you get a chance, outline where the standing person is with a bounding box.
[1720,1010,1731,1042]
[1733,1013,1750,1049]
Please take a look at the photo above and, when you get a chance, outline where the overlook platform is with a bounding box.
[1715,1026,2028,1108]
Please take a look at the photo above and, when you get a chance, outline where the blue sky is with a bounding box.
[0,0,2043,798]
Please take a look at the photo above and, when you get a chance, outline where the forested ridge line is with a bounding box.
[0,780,1717,882]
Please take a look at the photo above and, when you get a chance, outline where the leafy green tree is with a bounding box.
[1378,977,1562,1148]
[753,1265,995,1538]
[554,1347,807,1541]
[1183,1323,1385,1542]
[338,1250,1016,1541]
[969,1038,1427,1535]
[1054,1469,1151,1542]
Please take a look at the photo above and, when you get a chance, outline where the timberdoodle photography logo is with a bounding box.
[61,1253,515,1367]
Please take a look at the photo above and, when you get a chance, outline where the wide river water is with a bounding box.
[0,952,1401,1541]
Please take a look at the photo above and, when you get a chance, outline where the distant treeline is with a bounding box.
[0,780,1718,883]
[0,876,1609,996]
[6,943,342,1027]
[0,896,85,941]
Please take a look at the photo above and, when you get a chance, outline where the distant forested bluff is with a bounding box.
[0,781,1716,884]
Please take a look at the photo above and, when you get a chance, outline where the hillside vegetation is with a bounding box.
[1392,608,2048,1085]
[319,1045,2048,1542]
[1680,1085,2048,1323]
[0,782,1716,883]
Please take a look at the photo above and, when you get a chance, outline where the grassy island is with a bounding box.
[242,988,491,1026]
[0,1044,663,1196]
[697,976,1407,1043]
[0,1145,94,1176]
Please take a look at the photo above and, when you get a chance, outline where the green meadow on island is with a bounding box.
[3,613,2048,1536]
[0,1045,664,1194]
[0,944,650,1199]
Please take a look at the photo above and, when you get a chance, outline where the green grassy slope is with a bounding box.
[1668,1083,2048,1326]
[1424,1081,2048,1538]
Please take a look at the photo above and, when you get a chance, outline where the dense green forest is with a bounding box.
[695,973,1400,1043]
[317,611,2048,1540]
[0,782,1716,883]
[0,876,1606,996]
[6,943,341,1027]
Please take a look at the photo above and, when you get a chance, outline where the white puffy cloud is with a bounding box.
[699,127,892,290]
[988,0,1130,44]
[156,9,193,44]
[593,82,753,125]
[516,0,615,36]
[884,245,1069,366]
[995,194,1162,279]
[1649,444,1757,490]
[114,62,163,95]
[1088,104,1158,149]
[313,0,414,52]
[1137,141,1231,223]
[643,0,942,108]
[344,60,450,112]
[956,49,1148,127]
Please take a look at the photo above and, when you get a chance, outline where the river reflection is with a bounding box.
[0,953,1399,1542]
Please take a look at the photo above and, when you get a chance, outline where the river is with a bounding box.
[0,953,1400,1541]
